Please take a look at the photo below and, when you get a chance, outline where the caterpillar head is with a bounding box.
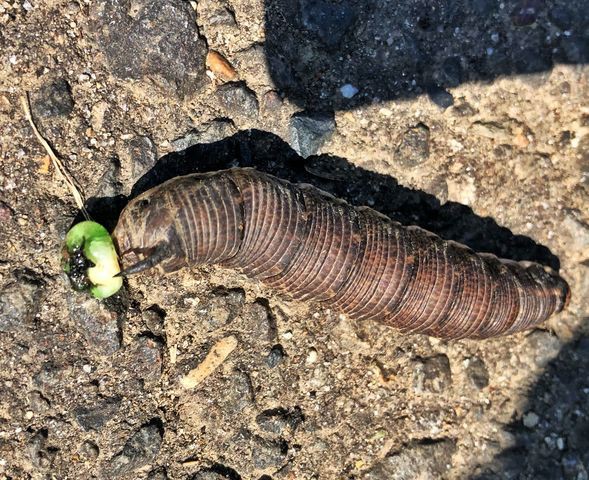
[113,186,185,276]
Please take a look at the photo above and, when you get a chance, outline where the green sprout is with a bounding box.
[63,221,123,299]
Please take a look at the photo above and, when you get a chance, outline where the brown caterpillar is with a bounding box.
[113,168,570,340]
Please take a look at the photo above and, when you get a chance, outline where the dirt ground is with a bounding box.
[0,0,588,478]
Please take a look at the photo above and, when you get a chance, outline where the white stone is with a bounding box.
[523,411,539,428]
[340,84,359,99]
[306,348,318,365]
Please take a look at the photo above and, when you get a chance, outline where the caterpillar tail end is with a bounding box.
[555,276,571,313]
[525,262,571,314]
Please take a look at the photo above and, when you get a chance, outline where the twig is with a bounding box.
[20,93,90,220]
[180,335,238,389]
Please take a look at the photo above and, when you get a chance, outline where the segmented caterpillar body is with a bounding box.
[113,168,570,340]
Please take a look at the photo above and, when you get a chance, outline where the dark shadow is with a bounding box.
[263,0,589,110]
[112,129,560,269]
[82,195,128,233]
[471,332,589,479]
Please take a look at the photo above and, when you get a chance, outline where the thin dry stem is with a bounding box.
[20,93,90,220]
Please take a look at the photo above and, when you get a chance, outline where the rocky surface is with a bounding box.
[89,0,208,97]
[0,0,587,478]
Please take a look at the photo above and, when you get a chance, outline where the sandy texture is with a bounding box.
[0,0,588,478]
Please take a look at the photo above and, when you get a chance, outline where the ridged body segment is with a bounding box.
[115,168,570,340]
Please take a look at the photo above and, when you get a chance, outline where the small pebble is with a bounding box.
[241,301,275,340]
[74,397,122,431]
[289,111,336,158]
[511,0,541,26]
[33,362,64,389]
[526,330,562,368]
[0,201,13,222]
[256,407,304,434]
[170,119,236,152]
[105,420,163,476]
[0,95,11,113]
[78,440,100,461]
[251,435,288,469]
[216,81,259,118]
[31,77,74,118]
[262,90,283,112]
[413,354,452,393]
[523,411,540,428]
[142,306,166,337]
[465,356,489,389]
[207,7,236,26]
[217,369,254,414]
[427,85,454,109]
[28,429,55,468]
[340,84,359,98]
[128,336,163,383]
[28,391,50,413]
[395,123,430,168]
[306,348,318,365]
[544,436,556,449]
[206,50,238,81]
[365,438,456,479]
[266,345,286,368]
